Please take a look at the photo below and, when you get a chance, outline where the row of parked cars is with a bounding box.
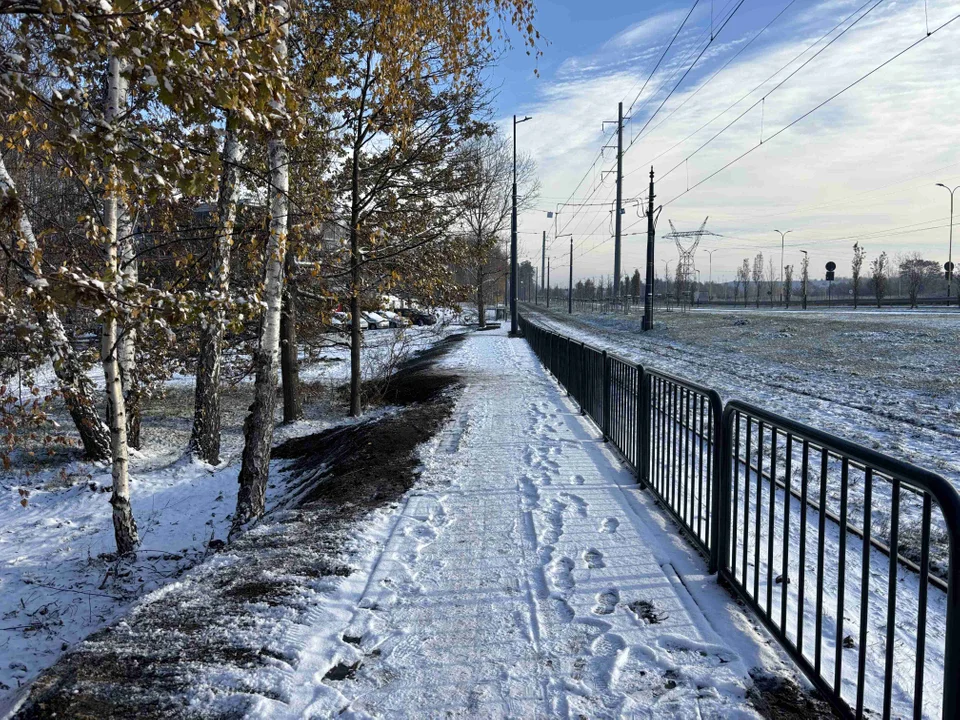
[330,307,437,331]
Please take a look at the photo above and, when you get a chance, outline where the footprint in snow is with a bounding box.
[584,548,605,569]
[600,517,619,534]
[561,492,588,517]
[593,588,619,615]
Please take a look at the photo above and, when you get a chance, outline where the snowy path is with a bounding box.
[255,328,802,719]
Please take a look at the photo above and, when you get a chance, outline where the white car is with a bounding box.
[362,311,389,329]
[332,311,362,332]
[380,310,411,328]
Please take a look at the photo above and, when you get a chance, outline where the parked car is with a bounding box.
[397,307,436,325]
[362,311,389,329]
[381,310,411,328]
[332,311,362,331]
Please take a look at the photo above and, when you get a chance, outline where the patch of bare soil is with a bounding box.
[13,336,464,720]
[747,670,837,719]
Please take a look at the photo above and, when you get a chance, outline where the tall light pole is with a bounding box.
[800,249,808,310]
[510,114,532,335]
[703,249,717,301]
[937,183,958,304]
[774,229,793,304]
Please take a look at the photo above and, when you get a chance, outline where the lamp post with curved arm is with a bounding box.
[937,183,958,304]
[703,249,717,302]
[774,229,793,304]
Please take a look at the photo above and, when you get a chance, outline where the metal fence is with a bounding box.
[517,314,960,720]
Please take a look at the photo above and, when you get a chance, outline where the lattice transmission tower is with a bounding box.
[663,217,719,306]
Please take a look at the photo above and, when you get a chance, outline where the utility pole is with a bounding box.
[642,167,657,331]
[510,114,531,335]
[567,235,574,314]
[541,229,546,297]
[937,183,957,304]
[602,103,625,298]
[614,102,624,298]
[547,257,551,309]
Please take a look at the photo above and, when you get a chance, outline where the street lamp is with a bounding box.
[510,114,532,335]
[703,249,717,302]
[800,249,808,310]
[936,183,958,304]
[774,229,793,304]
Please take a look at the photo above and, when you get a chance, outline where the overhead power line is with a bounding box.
[662,9,960,208]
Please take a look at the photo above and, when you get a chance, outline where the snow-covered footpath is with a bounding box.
[247,326,813,718]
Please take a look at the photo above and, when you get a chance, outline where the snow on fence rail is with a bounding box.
[518,314,960,720]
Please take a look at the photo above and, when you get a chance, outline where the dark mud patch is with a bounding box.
[747,670,837,720]
[322,660,360,682]
[627,599,668,625]
[14,336,463,720]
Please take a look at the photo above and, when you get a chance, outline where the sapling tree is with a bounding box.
[752,253,764,308]
[871,252,888,308]
[852,242,866,309]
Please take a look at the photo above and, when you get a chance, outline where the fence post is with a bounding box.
[602,350,610,441]
[708,391,725,575]
[637,366,647,489]
[580,343,587,415]
[943,500,960,720]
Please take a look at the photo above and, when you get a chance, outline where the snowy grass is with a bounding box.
[0,324,453,707]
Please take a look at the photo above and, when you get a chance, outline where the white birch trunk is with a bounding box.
[103,56,138,555]
[0,157,111,460]
[190,115,243,464]
[234,3,289,529]
[117,200,141,449]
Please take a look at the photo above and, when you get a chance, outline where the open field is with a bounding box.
[523,305,960,489]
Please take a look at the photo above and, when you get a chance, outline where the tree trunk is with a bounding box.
[117,200,141,449]
[348,54,371,418]
[234,5,289,529]
[191,114,243,464]
[476,234,486,329]
[103,56,139,555]
[477,264,486,329]
[0,156,111,461]
[280,242,302,423]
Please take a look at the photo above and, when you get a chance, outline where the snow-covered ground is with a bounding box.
[0,325,451,706]
[523,305,959,540]
[521,304,959,717]
[238,326,817,718]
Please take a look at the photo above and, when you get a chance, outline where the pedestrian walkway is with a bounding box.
[261,327,801,719]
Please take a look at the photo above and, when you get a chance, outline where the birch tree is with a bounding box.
[102,56,138,554]
[234,0,292,530]
[190,116,244,464]
[0,158,111,460]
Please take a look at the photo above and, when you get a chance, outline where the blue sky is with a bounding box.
[487,0,960,285]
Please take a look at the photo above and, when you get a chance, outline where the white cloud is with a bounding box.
[512,0,960,284]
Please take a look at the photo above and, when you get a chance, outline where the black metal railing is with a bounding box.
[642,369,722,570]
[517,313,960,720]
